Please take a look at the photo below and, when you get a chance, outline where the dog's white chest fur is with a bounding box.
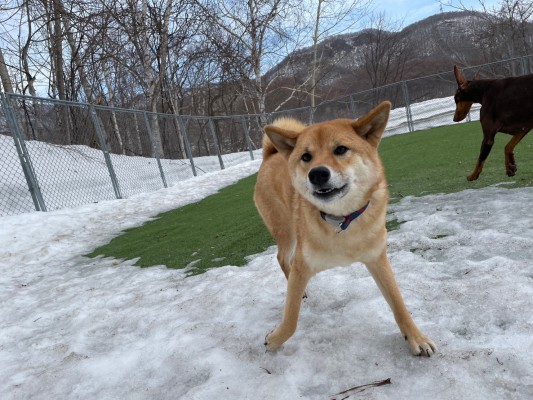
[301,226,386,275]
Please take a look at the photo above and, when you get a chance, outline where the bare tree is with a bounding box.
[195,0,294,115]
[441,0,533,61]
[308,0,369,108]
[20,0,37,96]
[491,0,533,58]
[102,0,191,156]
[0,48,14,93]
[360,12,411,88]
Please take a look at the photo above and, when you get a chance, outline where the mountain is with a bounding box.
[264,10,531,110]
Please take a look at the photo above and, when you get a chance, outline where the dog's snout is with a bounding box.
[308,166,330,186]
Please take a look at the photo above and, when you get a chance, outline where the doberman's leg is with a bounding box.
[467,138,494,181]
[504,131,528,177]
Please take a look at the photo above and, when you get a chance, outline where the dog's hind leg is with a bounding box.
[265,257,311,351]
[365,250,436,357]
[504,131,528,177]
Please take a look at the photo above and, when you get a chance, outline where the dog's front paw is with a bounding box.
[265,327,287,351]
[405,334,437,357]
[265,331,281,351]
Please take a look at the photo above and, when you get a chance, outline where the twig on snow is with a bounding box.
[329,378,392,399]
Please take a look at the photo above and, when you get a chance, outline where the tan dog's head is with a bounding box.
[264,101,391,215]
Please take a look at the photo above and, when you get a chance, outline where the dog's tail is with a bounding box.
[262,117,306,159]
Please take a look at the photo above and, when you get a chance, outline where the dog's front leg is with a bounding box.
[365,251,436,357]
[265,260,311,351]
[468,138,494,181]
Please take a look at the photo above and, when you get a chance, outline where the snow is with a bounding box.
[385,96,480,137]
[1,155,533,399]
[0,132,262,215]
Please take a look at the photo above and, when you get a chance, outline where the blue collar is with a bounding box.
[320,201,370,233]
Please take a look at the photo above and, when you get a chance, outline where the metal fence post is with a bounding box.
[88,105,122,199]
[349,95,357,119]
[309,107,315,125]
[1,92,47,212]
[402,81,415,132]
[240,116,255,160]
[143,112,168,188]
[520,56,528,76]
[175,115,197,177]
[208,118,225,170]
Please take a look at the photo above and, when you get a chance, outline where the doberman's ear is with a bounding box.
[454,65,468,89]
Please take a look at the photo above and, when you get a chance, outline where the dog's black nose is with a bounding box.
[308,166,330,186]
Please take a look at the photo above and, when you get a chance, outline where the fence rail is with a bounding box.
[1,55,532,217]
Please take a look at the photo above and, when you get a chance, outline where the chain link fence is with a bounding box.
[0,96,38,215]
[2,55,532,217]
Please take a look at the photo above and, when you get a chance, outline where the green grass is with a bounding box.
[88,121,533,273]
[87,174,275,275]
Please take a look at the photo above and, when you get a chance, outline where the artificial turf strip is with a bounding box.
[88,121,533,273]
[87,174,275,275]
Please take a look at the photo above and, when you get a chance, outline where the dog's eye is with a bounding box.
[334,146,348,156]
[301,153,312,162]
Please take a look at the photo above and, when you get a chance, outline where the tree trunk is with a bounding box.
[0,48,14,93]
[310,0,323,110]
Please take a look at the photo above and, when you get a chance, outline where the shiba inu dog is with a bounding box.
[254,101,436,356]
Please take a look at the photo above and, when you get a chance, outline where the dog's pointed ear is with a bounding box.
[264,125,299,157]
[351,101,391,148]
[454,65,468,89]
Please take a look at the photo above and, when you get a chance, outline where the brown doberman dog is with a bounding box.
[453,65,533,181]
